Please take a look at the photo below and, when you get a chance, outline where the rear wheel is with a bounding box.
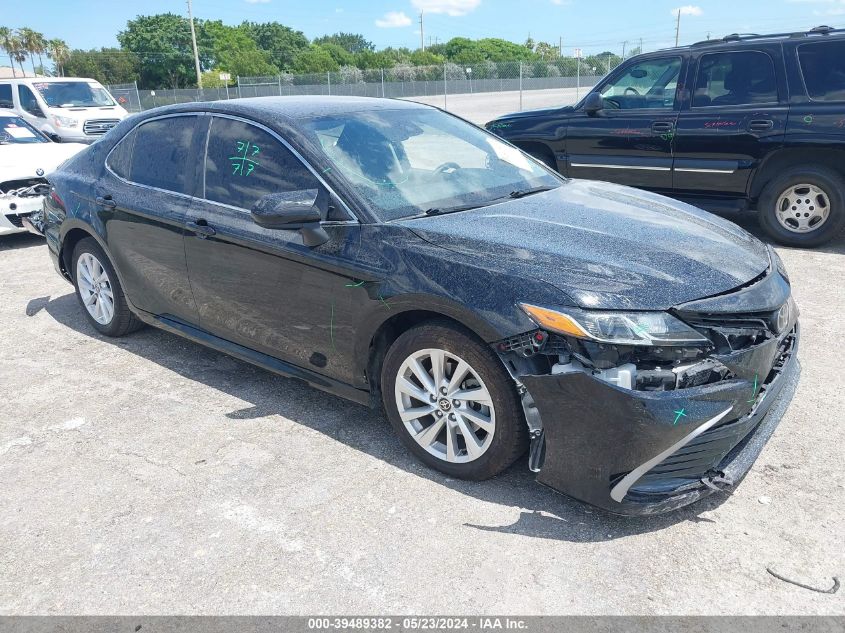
[381,321,527,480]
[72,237,143,337]
[758,166,845,247]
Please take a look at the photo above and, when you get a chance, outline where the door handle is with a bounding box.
[748,119,774,132]
[187,220,216,238]
[95,195,116,209]
[651,121,674,133]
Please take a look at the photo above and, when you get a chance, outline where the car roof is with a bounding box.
[647,25,845,55]
[146,95,432,124]
[0,77,100,83]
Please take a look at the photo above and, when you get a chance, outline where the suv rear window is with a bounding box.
[0,84,12,109]
[798,41,845,102]
[693,51,777,107]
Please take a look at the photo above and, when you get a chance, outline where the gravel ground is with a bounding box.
[0,213,843,615]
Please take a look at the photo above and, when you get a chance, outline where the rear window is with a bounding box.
[798,41,845,102]
[0,84,12,109]
[127,116,197,194]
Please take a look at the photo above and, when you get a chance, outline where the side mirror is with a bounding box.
[583,92,604,116]
[251,189,329,247]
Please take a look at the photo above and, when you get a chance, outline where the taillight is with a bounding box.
[49,188,66,210]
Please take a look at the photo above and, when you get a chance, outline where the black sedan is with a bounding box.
[38,97,799,515]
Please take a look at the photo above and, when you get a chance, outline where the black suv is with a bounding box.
[486,26,845,247]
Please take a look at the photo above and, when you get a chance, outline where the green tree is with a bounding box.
[203,21,277,78]
[46,38,70,76]
[313,32,374,54]
[319,42,354,67]
[0,27,18,76]
[409,49,444,66]
[239,21,309,71]
[18,28,42,75]
[64,48,140,84]
[118,13,211,88]
[291,45,339,74]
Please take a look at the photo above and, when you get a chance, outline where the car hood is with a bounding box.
[0,142,87,181]
[487,105,575,127]
[398,179,770,310]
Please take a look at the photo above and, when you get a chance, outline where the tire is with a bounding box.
[757,166,845,247]
[381,320,527,480]
[71,237,143,337]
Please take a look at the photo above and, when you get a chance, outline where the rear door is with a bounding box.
[672,47,787,199]
[564,55,684,191]
[100,114,203,323]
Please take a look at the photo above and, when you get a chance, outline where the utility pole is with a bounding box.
[675,10,682,47]
[621,40,627,60]
[187,0,202,89]
[639,37,643,54]
[559,36,563,57]
[419,11,425,51]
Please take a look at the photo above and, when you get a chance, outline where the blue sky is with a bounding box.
[16,0,845,56]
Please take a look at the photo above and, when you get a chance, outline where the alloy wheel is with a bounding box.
[76,252,115,325]
[394,348,496,464]
[775,183,831,233]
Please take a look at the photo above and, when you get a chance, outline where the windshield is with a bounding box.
[32,81,115,108]
[0,116,49,144]
[300,108,562,221]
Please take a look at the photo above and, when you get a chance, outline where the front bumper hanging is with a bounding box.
[520,327,799,515]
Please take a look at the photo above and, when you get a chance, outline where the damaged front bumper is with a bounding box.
[519,325,799,515]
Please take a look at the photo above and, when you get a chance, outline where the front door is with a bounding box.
[184,115,362,384]
[16,85,48,131]
[673,48,788,199]
[98,114,203,324]
[564,55,684,192]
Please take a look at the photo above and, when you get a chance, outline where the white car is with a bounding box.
[0,112,86,236]
[0,77,129,143]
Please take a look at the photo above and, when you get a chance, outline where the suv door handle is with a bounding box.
[187,219,216,238]
[749,119,774,132]
[651,121,674,133]
[95,195,116,209]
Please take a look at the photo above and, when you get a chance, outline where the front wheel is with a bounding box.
[381,321,527,480]
[758,166,845,247]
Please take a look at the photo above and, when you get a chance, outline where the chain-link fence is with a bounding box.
[108,60,609,124]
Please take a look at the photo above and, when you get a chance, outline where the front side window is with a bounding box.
[301,108,561,222]
[203,117,320,210]
[692,51,778,107]
[32,81,115,108]
[128,116,196,194]
[798,41,845,102]
[599,57,682,110]
[0,116,50,144]
[18,86,44,117]
[0,85,12,109]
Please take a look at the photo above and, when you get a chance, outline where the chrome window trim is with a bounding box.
[199,112,359,223]
[104,112,201,201]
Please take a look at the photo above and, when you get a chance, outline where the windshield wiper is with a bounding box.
[423,202,488,217]
[508,185,556,199]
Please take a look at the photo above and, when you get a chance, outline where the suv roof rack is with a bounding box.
[690,25,845,47]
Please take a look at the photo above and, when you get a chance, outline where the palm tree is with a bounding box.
[18,27,39,76]
[31,30,47,75]
[47,38,69,77]
[8,32,26,76]
[0,27,16,77]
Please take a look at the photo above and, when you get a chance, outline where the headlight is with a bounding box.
[519,304,710,346]
[768,245,789,282]
[52,115,78,128]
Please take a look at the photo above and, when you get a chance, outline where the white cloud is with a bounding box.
[411,0,481,17]
[375,11,413,27]
[550,0,571,4]
[671,5,703,16]
[244,0,271,4]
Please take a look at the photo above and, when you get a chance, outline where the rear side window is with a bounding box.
[203,117,319,210]
[107,128,136,179]
[693,51,778,107]
[128,116,196,194]
[798,41,845,102]
[0,84,12,109]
